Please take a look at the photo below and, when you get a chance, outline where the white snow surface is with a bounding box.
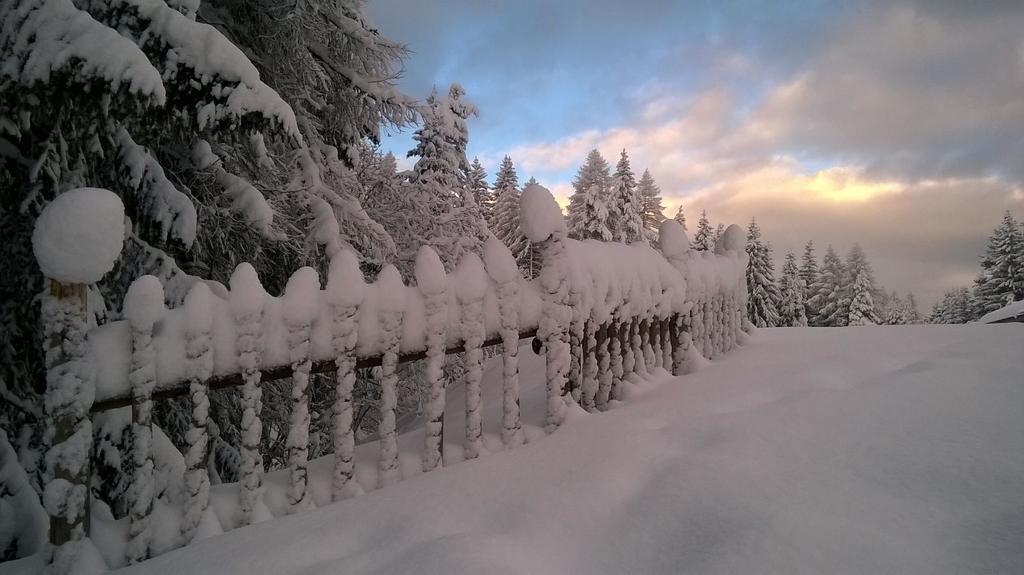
[32,187,124,283]
[110,324,1024,575]
[123,274,164,330]
[977,299,1024,323]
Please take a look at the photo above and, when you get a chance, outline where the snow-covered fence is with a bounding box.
[34,184,749,571]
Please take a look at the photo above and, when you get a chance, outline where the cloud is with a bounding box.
[476,2,1024,308]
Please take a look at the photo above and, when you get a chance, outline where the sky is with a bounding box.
[366,0,1024,309]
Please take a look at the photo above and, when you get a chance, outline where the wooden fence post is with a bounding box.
[182,282,214,542]
[376,265,405,487]
[124,276,164,563]
[283,268,319,512]
[415,247,448,471]
[327,252,364,498]
[229,264,267,523]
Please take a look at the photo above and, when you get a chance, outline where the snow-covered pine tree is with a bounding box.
[608,150,645,244]
[844,244,882,322]
[973,211,1024,315]
[638,169,666,243]
[778,253,807,327]
[904,292,921,323]
[745,219,780,328]
[884,291,906,325]
[468,157,494,221]
[799,241,819,324]
[693,210,715,251]
[673,206,687,230]
[847,268,879,326]
[403,84,489,272]
[567,149,612,241]
[0,0,418,493]
[931,287,973,324]
[490,156,537,277]
[808,246,848,327]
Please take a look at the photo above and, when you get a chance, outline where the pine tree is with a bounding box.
[489,157,537,277]
[778,253,808,327]
[905,292,921,323]
[745,219,780,327]
[848,268,879,326]
[468,157,494,221]
[608,150,645,243]
[567,149,612,241]
[932,287,973,324]
[693,210,714,251]
[843,244,880,325]
[673,206,687,230]
[799,241,819,323]
[405,84,489,272]
[808,246,848,326]
[638,169,666,243]
[973,211,1024,315]
[884,291,907,325]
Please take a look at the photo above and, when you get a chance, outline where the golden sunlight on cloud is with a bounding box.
[805,167,903,202]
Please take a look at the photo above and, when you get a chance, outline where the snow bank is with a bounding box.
[113,324,1024,575]
[32,188,124,284]
[977,299,1024,324]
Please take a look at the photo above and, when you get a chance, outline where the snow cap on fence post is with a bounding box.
[184,281,215,334]
[658,219,689,260]
[415,245,447,296]
[520,183,566,243]
[32,187,124,284]
[124,275,165,332]
[327,250,365,308]
[377,264,406,313]
[284,267,321,325]
[455,252,488,304]
[720,224,745,254]
[483,235,520,285]
[230,262,267,317]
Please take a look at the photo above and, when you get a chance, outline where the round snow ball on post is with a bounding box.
[376,264,407,313]
[414,246,447,296]
[32,188,125,284]
[721,224,745,254]
[124,275,165,331]
[483,235,519,285]
[326,250,365,308]
[283,267,321,325]
[520,183,566,243]
[658,220,689,259]
[455,252,488,303]
[229,262,267,317]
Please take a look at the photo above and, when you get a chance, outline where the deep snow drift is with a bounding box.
[101,324,1024,575]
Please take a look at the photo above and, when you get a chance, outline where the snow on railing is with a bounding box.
[35,184,749,572]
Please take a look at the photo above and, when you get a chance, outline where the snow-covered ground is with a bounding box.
[978,299,1024,324]
[106,324,1024,574]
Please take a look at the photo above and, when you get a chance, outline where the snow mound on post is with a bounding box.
[32,187,125,283]
[520,183,565,243]
[326,251,365,307]
[229,263,267,317]
[454,252,488,303]
[658,219,689,259]
[376,265,406,313]
[720,224,745,254]
[414,246,447,296]
[483,235,519,285]
[283,267,321,325]
[124,275,165,330]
